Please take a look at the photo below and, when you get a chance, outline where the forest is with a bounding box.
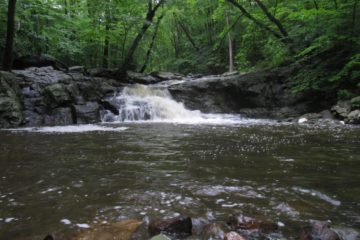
[1,0,359,95]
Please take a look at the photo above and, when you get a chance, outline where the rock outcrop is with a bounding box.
[0,67,119,128]
[168,65,333,119]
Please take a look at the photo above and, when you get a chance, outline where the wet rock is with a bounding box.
[73,102,101,124]
[14,67,72,87]
[331,101,351,119]
[227,214,278,233]
[44,107,74,126]
[150,72,184,80]
[299,221,340,240]
[43,83,72,109]
[128,71,160,84]
[222,71,239,77]
[350,96,360,110]
[200,223,226,240]
[100,99,120,115]
[148,216,192,238]
[298,113,322,124]
[150,234,172,240]
[69,66,86,74]
[0,71,24,127]
[320,110,334,119]
[168,66,330,118]
[43,235,54,240]
[335,227,359,240]
[346,110,360,124]
[224,231,246,240]
[74,219,142,240]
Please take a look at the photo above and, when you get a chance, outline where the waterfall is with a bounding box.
[101,84,257,124]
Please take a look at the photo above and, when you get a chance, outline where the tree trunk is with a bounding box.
[352,0,359,37]
[334,0,338,9]
[253,0,289,38]
[225,11,234,73]
[140,14,164,73]
[103,3,111,68]
[103,23,110,68]
[313,0,319,10]
[2,0,17,71]
[116,0,165,80]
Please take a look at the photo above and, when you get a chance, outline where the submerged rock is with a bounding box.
[224,231,246,240]
[227,214,278,233]
[148,216,192,238]
[74,219,142,240]
[149,234,172,240]
[200,223,226,240]
[299,221,340,240]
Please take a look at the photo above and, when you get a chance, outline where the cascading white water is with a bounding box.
[101,83,266,124]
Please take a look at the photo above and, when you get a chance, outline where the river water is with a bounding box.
[0,84,360,239]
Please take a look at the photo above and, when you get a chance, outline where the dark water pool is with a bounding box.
[0,123,359,239]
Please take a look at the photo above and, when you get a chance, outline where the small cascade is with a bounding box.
[101,83,259,124]
[102,84,205,122]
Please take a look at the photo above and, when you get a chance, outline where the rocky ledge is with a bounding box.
[0,65,359,128]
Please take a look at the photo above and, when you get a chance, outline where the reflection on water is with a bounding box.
[0,123,359,239]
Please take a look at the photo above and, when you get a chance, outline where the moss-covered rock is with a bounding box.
[43,83,72,109]
[0,71,24,127]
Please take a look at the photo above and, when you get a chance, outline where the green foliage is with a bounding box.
[0,0,359,79]
[331,54,360,83]
[337,89,356,100]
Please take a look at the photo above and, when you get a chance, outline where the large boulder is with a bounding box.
[0,71,24,127]
[168,66,331,119]
[331,101,352,119]
[350,96,360,110]
[346,110,360,124]
[13,54,68,71]
[43,83,72,109]
[73,102,101,124]
[44,107,74,126]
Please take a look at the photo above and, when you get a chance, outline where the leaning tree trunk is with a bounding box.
[103,3,111,68]
[225,10,234,73]
[140,14,164,73]
[2,0,17,71]
[226,0,290,47]
[253,0,289,39]
[115,0,165,80]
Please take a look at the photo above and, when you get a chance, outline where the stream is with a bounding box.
[0,83,359,239]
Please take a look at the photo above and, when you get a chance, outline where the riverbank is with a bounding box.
[0,55,359,128]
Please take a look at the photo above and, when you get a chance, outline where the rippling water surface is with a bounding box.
[0,123,359,239]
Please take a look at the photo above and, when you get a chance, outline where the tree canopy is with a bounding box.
[0,0,359,78]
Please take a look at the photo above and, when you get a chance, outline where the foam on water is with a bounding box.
[5,124,128,133]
